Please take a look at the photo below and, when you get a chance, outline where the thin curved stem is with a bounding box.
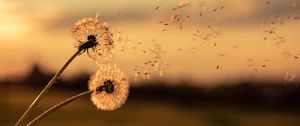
[15,49,82,126]
[26,90,92,126]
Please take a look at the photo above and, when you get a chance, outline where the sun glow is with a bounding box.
[0,20,29,35]
[0,1,29,37]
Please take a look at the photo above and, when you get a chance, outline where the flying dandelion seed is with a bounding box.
[198,1,206,10]
[218,52,226,57]
[160,12,183,30]
[282,51,300,59]
[247,58,270,72]
[220,5,224,10]
[159,0,193,31]
[154,0,168,10]
[114,28,130,52]
[71,14,114,63]
[88,63,129,111]
[212,8,218,12]
[177,48,183,51]
[216,51,227,71]
[260,17,286,45]
[177,0,191,9]
[185,42,201,54]
[232,42,240,49]
[162,28,167,31]
[134,40,168,80]
[216,65,220,70]
[134,62,152,80]
[283,72,296,86]
[192,26,221,46]
[212,1,225,12]
[114,29,142,52]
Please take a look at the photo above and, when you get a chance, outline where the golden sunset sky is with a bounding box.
[1,0,300,86]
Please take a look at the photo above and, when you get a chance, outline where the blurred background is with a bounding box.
[1,0,300,126]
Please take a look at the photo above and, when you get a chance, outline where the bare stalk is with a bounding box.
[15,49,81,126]
[26,90,92,126]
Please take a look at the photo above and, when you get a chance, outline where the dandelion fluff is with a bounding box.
[71,14,114,63]
[88,63,129,111]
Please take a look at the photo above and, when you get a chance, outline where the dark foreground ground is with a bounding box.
[1,65,300,126]
[1,82,300,126]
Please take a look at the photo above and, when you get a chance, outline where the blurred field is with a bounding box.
[1,85,300,126]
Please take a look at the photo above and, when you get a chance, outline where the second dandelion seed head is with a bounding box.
[89,63,129,111]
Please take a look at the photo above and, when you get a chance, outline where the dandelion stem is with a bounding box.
[26,90,92,126]
[15,49,82,126]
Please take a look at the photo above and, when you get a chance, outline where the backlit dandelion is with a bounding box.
[88,63,129,111]
[71,14,114,62]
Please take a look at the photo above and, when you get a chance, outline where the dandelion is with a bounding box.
[16,14,119,126]
[71,14,114,62]
[88,63,129,111]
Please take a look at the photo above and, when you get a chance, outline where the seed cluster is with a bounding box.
[114,29,142,52]
[71,1,300,109]
[192,26,221,47]
[159,0,191,31]
[134,40,168,80]
[261,17,286,45]
[247,58,270,72]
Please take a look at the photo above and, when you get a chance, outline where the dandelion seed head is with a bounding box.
[88,63,129,111]
[71,14,114,62]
